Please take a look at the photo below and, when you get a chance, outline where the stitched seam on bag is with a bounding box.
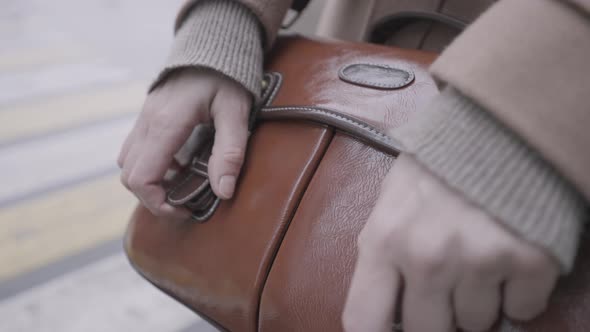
[260,74,274,103]
[260,72,282,106]
[338,63,415,89]
[262,106,393,143]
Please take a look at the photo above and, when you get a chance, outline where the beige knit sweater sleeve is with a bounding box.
[157,0,587,272]
[152,0,264,98]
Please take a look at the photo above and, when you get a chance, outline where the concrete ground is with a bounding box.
[0,0,325,331]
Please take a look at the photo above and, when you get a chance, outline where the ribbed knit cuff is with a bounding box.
[391,88,587,272]
[151,0,264,100]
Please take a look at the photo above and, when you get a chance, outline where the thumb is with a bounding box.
[208,91,251,199]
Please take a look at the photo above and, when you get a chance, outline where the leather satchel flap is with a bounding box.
[164,37,439,222]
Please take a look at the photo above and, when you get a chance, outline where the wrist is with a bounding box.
[152,0,264,100]
[390,87,587,272]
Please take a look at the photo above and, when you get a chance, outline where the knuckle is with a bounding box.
[149,112,177,132]
[412,250,446,276]
[469,251,505,278]
[221,147,246,166]
[506,300,546,321]
[407,240,451,276]
[116,149,126,168]
[150,109,199,133]
[518,252,551,276]
[463,239,514,279]
[356,221,398,255]
[120,172,130,190]
[126,175,144,193]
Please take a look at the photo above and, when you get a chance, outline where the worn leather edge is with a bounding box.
[260,72,283,108]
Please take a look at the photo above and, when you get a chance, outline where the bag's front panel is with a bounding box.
[124,122,333,332]
[259,133,395,332]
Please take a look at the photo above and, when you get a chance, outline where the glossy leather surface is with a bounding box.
[125,36,590,332]
[267,36,438,133]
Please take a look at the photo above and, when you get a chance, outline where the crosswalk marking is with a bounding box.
[0,81,145,145]
[0,1,220,329]
[0,62,132,105]
[0,175,136,282]
[0,46,85,73]
[0,115,134,206]
[0,253,199,332]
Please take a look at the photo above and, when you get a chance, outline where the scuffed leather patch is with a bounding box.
[338,63,414,89]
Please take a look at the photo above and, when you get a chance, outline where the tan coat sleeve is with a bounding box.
[175,0,293,48]
[430,0,590,201]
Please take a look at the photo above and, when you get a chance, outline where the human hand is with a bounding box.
[343,154,560,332]
[118,68,252,218]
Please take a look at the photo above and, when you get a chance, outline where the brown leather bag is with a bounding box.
[124,36,590,332]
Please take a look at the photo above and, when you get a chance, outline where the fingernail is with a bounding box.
[219,175,236,199]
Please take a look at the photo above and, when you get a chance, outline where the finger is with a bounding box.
[128,115,194,218]
[117,118,140,169]
[453,276,501,331]
[343,234,402,332]
[120,120,148,190]
[208,91,250,200]
[175,125,211,166]
[402,275,454,332]
[503,258,558,321]
[162,156,185,187]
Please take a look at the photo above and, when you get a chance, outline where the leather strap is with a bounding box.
[369,11,467,44]
[291,0,311,12]
[259,106,401,155]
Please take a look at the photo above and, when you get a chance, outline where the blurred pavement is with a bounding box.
[0,0,325,331]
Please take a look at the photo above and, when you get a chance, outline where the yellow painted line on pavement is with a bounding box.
[0,81,146,144]
[0,174,137,282]
[0,46,85,72]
